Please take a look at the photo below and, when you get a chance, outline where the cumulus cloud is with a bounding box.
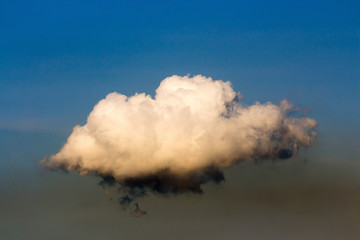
[41,75,317,206]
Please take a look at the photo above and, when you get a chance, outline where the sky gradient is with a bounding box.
[0,1,359,239]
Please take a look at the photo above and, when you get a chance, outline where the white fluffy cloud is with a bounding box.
[42,75,317,180]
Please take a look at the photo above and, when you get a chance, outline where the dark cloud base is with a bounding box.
[98,167,225,208]
[43,148,296,212]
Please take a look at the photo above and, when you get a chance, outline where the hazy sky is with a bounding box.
[0,1,359,239]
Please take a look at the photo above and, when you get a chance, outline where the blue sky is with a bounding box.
[0,1,359,239]
[1,0,358,133]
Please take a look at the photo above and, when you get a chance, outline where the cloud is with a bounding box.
[41,75,317,205]
[132,203,146,217]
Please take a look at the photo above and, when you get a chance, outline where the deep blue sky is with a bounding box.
[0,1,359,239]
[0,0,358,133]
